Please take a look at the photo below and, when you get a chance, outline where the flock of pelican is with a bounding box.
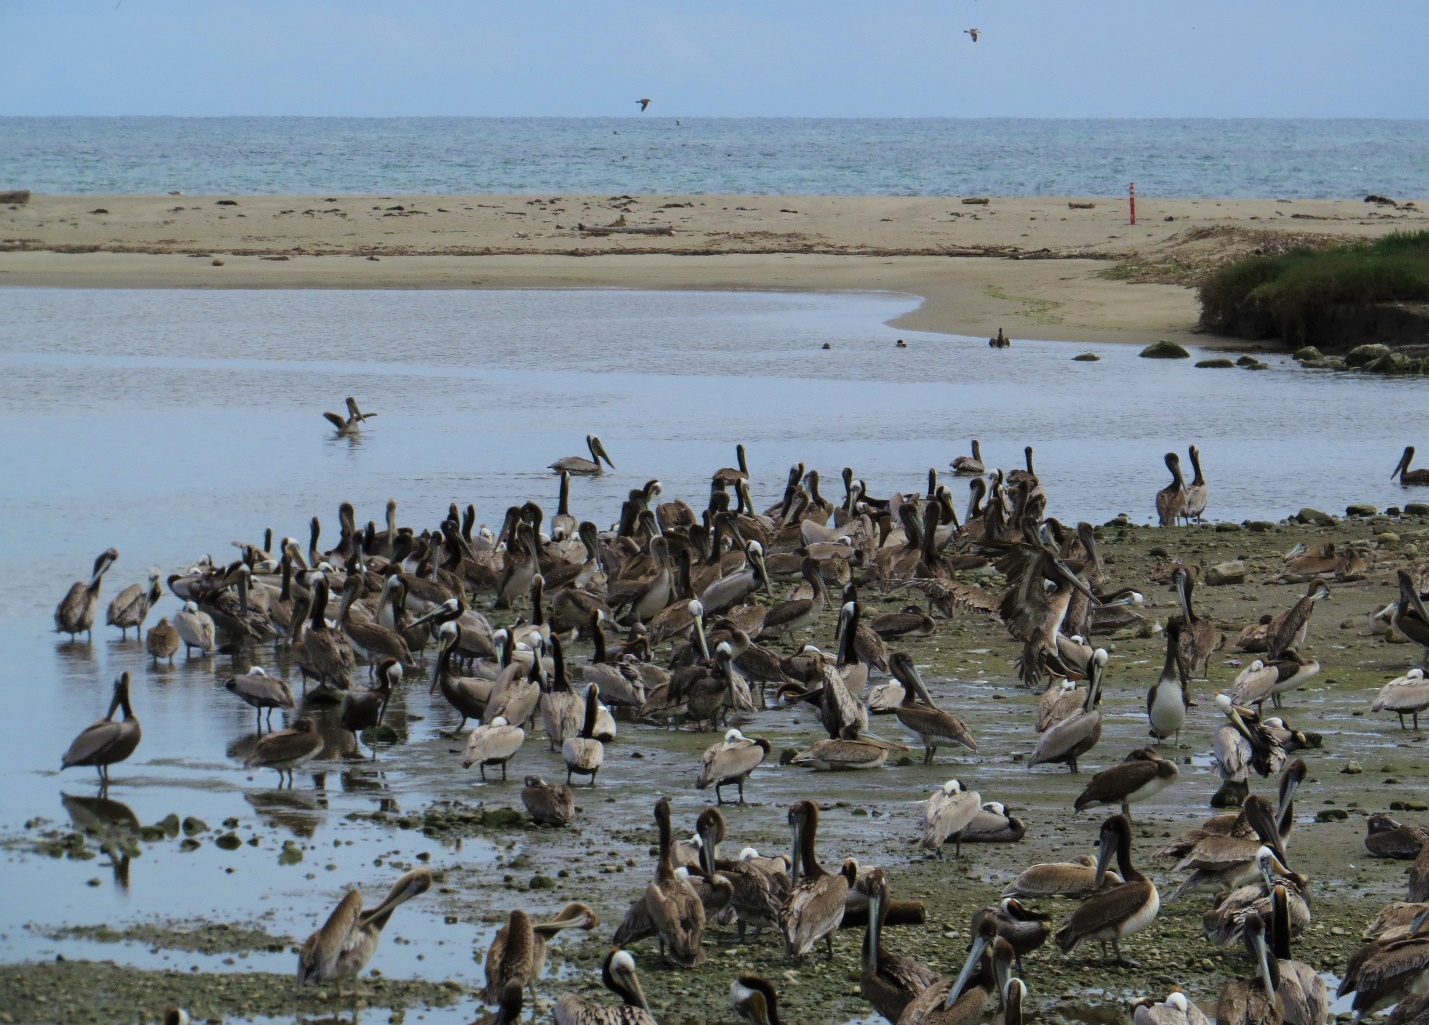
[48,431,1429,1025]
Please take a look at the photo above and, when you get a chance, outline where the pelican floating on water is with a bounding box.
[551,435,615,475]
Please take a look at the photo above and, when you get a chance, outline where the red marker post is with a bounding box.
[1129,182,1137,225]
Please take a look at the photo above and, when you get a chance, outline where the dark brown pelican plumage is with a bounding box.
[1054,814,1160,964]
[55,548,118,639]
[889,652,977,762]
[970,897,1050,971]
[297,867,430,992]
[1394,570,1429,660]
[1393,446,1429,486]
[484,902,599,1009]
[1073,747,1179,819]
[106,566,161,638]
[146,616,180,663]
[730,975,783,1025]
[1338,906,1429,1017]
[1217,915,1285,1025]
[322,396,377,436]
[226,666,297,733]
[1366,815,1429,860]
[897,916,1012,1025]
[781,800,850,959]
[951,439,985,476]
[1029,649,1106,773]
[1171,567,1223,677]
[522,775,576,826]
[61,672,142,783]
[1183,445,1209,523]
[859,867,939,1023]
[643,797,706,965]
[1157,453,1187,527]
[1266,580,1329,661]
[244,717,324,785]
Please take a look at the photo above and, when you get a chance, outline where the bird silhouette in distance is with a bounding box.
[637,98,652,112]
[965,28,980,42]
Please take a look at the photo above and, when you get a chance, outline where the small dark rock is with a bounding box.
[1072,352,1100,362]
[1195,358,1235,368]
[1140,340,1190,359]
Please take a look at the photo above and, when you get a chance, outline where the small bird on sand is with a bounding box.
[637,98,652,112]
[965,28,980,42]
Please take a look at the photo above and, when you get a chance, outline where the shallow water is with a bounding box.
[0,286,1424,1022]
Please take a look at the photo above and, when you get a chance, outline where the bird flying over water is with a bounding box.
[965,28,980,42]
[637,98,652,111]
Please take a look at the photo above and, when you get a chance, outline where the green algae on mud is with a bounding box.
[0,960,462,1025]
[35,921,292,955]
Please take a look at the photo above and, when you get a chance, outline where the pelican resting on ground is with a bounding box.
[297,868,430,993]
[554,949,656,1025]
[522,776,575,826]
[1133,990,1211,1025]
[1001,854,1123,898]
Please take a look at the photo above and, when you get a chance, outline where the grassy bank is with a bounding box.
[1198,230,1429,346]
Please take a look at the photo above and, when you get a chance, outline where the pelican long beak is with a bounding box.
[1283,542,1306,562]
[946,934,988,1008]
[788,821,802,887]
[867,893,882,975]
[1254,928,1277,998]
[1275,773,1301,826]
[1092,827,1116,887]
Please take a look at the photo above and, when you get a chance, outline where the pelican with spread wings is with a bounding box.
[322,396,377,436]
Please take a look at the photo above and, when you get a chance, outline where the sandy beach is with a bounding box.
[3,193,1424,343]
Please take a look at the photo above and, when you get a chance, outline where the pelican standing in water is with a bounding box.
[62,672,142,784]
[696,728,770,804]
[244,718,325,786]
[175,600,217,658]
[1054,814,1160,965]
[297,867,431,994]
[463,716,526,780]
[55,548,118,639]
[322,396,377,436]
[146,617,180,663]
[550,435,615,475]
[224,666,297,733]
[484,902,600,1011]
[1183,445,1209,523]
[554,949,657,1025]
[106,565,161,639]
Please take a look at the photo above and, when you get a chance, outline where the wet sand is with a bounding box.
[3,193,1425,343]
[4,514,1428,1025]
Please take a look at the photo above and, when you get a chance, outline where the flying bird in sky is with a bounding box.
[637,98,651,112]
[964,28,980,42]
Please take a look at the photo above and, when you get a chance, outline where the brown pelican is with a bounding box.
[62,672,142,783]
[1212,693,1287,806]
[463,716,526,780]
[522,776,575,826]
[1372,669,1429,730]
[550,435,614,475]
[484,902,599,1010]
[898,916,1013,1025]
[1265,580,1330,658]
[1028,648,1106,772]
[889,653,978,762]
[1157,453,1188,527]
[1073,747,1179,819]
[1183,446,1209,523]
[1363,903,1429,943]
[1133,990,1212,1025]
[1394,446,1429,485]
[858,867,939,1022]
[963,802,1026,844]
[1231,653,1321,711]
[479,981,524,1025]
[1147,620,1191,743]
[1279,546,1362,583]
[781,800,850,959]
[1367,815,1429,859]
[644,797,706,965]
[1002,854,1123,898]
[693,808,787,943]
[173,600,217,654]
[431,625,495,733]
[244,718,324,786]
[759,558,827,646]
[951,440,985,476]
[713,443,750,488]
[791,725,905,770]
[342,659,398,754]
[1217,915,1285,1025]
[1038,677,1084,731]
[337,575,417,672]
[562,684,604,785]
[296,867,430,993]
[322,396,377,436]
[1394,570,1429,660]
[872,606,937,640]
[1166,800,1290,903]
[106,566,161,639]
[300,579,354,690]
[921,779,982,858]
[225,666,296,733]
[696,728,770,804]
[1338,906,1429,1017]
[700,540,771,615]
[1054,814,1160,964]
[146,617,180,663]
[730,975,782,1025]
[55,548,118,639]
[986,540,1096,687]
[1157,758,1305,861]
[971,898,1050,972]
[554,949,656,1025]
[1171,567,1223,677]
[1202,872,1312,949]
[1268,883,1328,1025]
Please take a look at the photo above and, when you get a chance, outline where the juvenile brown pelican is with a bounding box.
[731,975,782,1025]
[322,396,377,436]
[1157,758,1305,861]
[889,653,978,762]
[1231,653,1321,711]
[646,797,706,965]
[1132,990,1212,1025]
[987,540,1096,687]
[971,898,1051,971]
[551,435,615,475]
[1266,580,1330,659]
[1393,446,1429,485]
[1373,669,1429,730]
[1338,906,1429,1017]
[1202,871,1312,949]
[479,981,524,1025]
[700,540,771,615]
[463,716,526,780]
[554,949,656,1025]
[1366,816,1429,859]
[898,916,1012,1025]
[1038,677,1084,732]
[244,717,324,786]
[297,867,430,993]
[921,779,982,858]
[225,666,297,733]
[342,659,398,754]
[1157,453,1188,527]
[1269,883,1328,1025]
[696,728,770,804]
[1279,545,1363,583]
[106,566,161,639]
[1073,747,1179,819]
[300,578,353,689]
[782,800,850,960]
[1183,445,1209,523]
[1217,915,1285,1025]
[522,776,575,826]
[713,444,751,487]
[791,726,905,770]
[1054,814,1160,964]
[174,600,215,654]
[859,868,939,1022]
[1170,567,1222,677]
[62,672,141,783]
[146,617,180,663]
[1212,693,1287,806]
[1147,620,1191,743]
[963,802,1026,844]
[1001,854,1123,898]
[1166,801,1290,903]
[692,809,787,943]
[951,440,985,476]
[562,684,604,786]
[873,606,937,640]
[1395,570,1429,660]
[55,548,118,639]
[1028,648,1106,773]
[484,902,600,1010]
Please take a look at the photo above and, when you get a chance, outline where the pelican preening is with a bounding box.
[244,717,324,786]
[1373,668,1429,730]
[696,728,770,804]
[225,666,296,733]
[55,548,118,639]
[297,867,430,992]
[106,564,161,638]
[322,396,377,436]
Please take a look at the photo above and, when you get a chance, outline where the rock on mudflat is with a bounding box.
[1346,343,1392,367]
[1196,358,1234,368]
[1407,503,1429,516]
[1072,352,1100,361]
[1140,340,1190,359]
[1296,508,1336,526]
[1205,561,1247,585]
[1346,504,1378,517]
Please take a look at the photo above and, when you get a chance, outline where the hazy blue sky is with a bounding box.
[5,1,1426,118]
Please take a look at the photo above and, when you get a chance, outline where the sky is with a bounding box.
[4,1,1427,119]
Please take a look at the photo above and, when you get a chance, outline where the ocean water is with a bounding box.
[2,116,1426,197]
